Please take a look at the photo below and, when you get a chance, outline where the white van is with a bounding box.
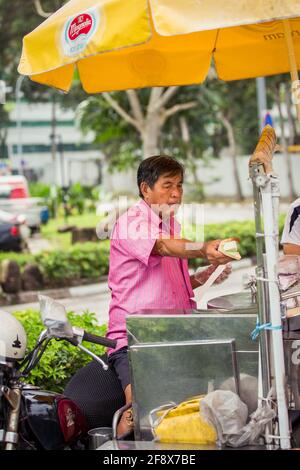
[0,175,47,231]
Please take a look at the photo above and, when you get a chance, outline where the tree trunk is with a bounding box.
[102,86,193,161]
[142,113,161,159]
[219,112,244,201]
[284,84,296,146]
[275,84,297,201]
[179,116,199,185]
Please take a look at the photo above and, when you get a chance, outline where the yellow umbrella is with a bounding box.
[18,0,300,94]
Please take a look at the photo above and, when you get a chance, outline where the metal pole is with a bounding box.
[50,94,58,218]
[50,94,57,183]
[283,19,300,126]
[249,126,291,449]
[261,179,291,449]
[250,167,271,398]
[58,135,69,225]
[15,75,25,168]
[256,77,267,134]
[58,135,66,187]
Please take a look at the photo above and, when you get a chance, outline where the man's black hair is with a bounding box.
[137,155,184,198]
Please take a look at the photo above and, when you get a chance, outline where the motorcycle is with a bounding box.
[0,295,125,450]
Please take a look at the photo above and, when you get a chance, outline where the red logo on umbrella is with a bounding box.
[68,14,93,41]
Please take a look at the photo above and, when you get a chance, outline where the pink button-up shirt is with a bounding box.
[106,199,196,353]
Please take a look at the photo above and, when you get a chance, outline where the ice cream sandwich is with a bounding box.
[218,240,241,260]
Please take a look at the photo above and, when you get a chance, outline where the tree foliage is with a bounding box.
[77,78,260,199]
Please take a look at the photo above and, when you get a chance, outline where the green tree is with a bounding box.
[0,0,85,157]
[78,86,197,165]
[78,79,259,201]
[267,74,298,201]
[200,78,259,201]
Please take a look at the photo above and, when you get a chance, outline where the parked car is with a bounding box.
[0,220,23,252]
[0,175,48,232]
[0,209,30,251]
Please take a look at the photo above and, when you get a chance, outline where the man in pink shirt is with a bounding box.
[106,155,234,436]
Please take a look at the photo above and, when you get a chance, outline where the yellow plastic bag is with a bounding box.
[149,396,217,445]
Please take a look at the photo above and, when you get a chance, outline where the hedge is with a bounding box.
[37,242,110,281]
[14,309,107,393]
[186,214,285,267]
[1,241,110,284]
[3,216,286,282]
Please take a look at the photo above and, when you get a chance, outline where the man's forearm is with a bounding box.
[190,274,201,289]
[153,238,206,259]
[152,237,233,266]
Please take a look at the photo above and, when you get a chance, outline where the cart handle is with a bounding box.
[249,125,277,174]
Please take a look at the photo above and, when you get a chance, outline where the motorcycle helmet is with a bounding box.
[0,310,27,364]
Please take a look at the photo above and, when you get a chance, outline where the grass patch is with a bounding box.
[41,212,104,250]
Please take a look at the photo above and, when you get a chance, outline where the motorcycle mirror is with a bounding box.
[38,295,73,338]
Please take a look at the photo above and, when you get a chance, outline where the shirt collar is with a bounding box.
[136,199,181,235]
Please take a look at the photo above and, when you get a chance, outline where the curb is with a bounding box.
[0,277,109,307]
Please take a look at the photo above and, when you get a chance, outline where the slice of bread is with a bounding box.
[218,240,241,260]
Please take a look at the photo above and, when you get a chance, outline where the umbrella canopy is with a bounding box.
[18,0,300,93]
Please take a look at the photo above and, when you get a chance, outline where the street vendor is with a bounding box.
[281,197,300,255]
[106,155,236,436]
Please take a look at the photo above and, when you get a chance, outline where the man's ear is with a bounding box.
[140,182,150,199]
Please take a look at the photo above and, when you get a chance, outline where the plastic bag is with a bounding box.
[228,402,276,447]
[149,396,217,445]
[277,255,300,292]
[200,390,275,447]
[277,255,300,315]
[220,373,258,415]
[200,390,248,446]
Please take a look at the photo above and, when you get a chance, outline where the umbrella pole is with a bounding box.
[250,172,271,398]
[249,126,291,449]
[260,178,291,449]
[283,19,300,126]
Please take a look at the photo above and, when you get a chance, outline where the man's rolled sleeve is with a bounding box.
[118,220,162,267]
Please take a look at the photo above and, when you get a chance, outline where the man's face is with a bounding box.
[142,172,183,216]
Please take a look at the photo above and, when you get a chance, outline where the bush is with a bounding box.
[14,309,107,393]
[36,242,110,281]
[63,184,101,215]
[187,216,285,269]
[0,252,34,268]
[0,242,110,288]
[29,182,101,217]
[29,182,51,198]
[3,215,286,283]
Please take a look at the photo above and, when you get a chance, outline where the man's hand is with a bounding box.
[214,263,232,284]
[194,263,232,286]
[202,238,239,265]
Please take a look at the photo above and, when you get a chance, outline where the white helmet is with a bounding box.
[0,311,27,365]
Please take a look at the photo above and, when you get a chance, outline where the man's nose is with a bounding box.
[171,187,181,199]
